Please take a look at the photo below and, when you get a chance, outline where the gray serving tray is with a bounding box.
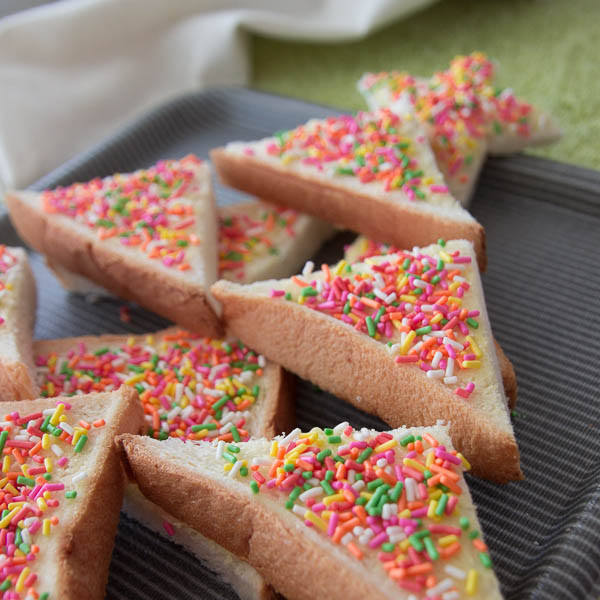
[2,88,599,599]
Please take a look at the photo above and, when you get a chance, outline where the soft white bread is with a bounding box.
[343,236,517,409]
[117,424,503,600]
[219,201,334,283]
[211,110,487,271]
[45,199,334,298]
[5,157,221,336]
[0,245,38,401]
[123,484,275,600]
[212,240,521,482]
[0,386,143,599]
[33,328,294,599]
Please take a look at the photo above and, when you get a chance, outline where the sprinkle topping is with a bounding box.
[40,155,204,271]
[360,52,538,187]
[223,426,490,598]
[36,331,266,443]
[272,242,481,399]
[0,246,19,327]
[219,206,299,281]
[0,401,104,599]
[259,109,448,200]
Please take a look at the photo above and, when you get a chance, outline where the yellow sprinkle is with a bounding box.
[399,538,411,551]
[58,414,67,423]
[304,510,328,532]
[439,250,452,263]
[403,458,425,472]
[428,488,442,500]
[374,439,398,453]
[43,491,51,500]
[391,319,403,331]
[449,281,460,293]
[20,464,29,476]
[47,382,55,397]
[44,457,53,473]
[0,507,19,528]
[466,336,482,358]
[426,451,435,468]
[223,463,233,472]
[270,442,278,457]
[399,509,411,519]
[458,453,471,470]
[15,566,30,593]
[427,500,437,519]
[72,430,83,446]
[448,296,462,305]
[127,336,135,347]
[195,429,209,440]
[42,433,51,450]
[323,494,345,506]
[360,491,373,501]
[4,283,12,291]
[0,478,6,489]
[400,330,416,355]
[43,518,51,536]
[466,569,478,595]
[439,534,459,547]
[462,360,481,369]
[334,260,347,276]
[400,295,415,304]
[397,275,408,288]
[5,484,17,496]
[124,373,145,385]
[430,313,443,324]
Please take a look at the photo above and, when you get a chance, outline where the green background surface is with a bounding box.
[251,0,599,170]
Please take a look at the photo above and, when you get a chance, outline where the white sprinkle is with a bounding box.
[443,337,464,351]
[445,358,455,378]
[215,440,225,459]
[374,288,387,301]
[384,292,397,304]
[315,280,323,293]
[251,457,271,466]
[358,529,374,545]
[292,505,306,517]
[58,422,74,435]
[42,409,55,416]
[376,458,387,468]
[203,388,223,398]
[341,533,353,545]
[21,529,31,545]
[228,460,243,478]
[181,405,194,420]
[258,355,266,368]
[299,487,323,502]
[333,422,348,435]
[427,369,444,379]
[219,422,233,434]
[347,469,355,484]
[184,387,195,401]
[167,406,181,421]
[72,471,87,484]
[353,526,364,536]
[307,478,320,487]
[413,279,427,289]
[430,331,446,338]
[445,565,466,579]
[442,593,459,600]
[431,351,443,368]
[352,480,365,492]
[405,477,417,502]
[389,532,407,543]
[407,595,418,600]
[427,578,454,596]
[444,376,458,385]
[239,370,254,383]
[51,444,63,457]
[420,304,434,312]
[279,428,301,446]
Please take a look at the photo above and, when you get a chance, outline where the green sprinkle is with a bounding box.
[231,426,241,443]
[366,316,376,337]
[65,491,77,499]
[355,496,367,506]
[469,530,480,540]
[466,318,479,329]
[157,431,168,441]
[325,470,334,481]
[415,326,432,335]
[94,347,109,356]
[324,428,334,435]
[16,476,35,487]
[480,552,493,568]
[40,416,51,433]
[302,471,312,479]
[409,534,424,552]
[317,449,331,462]
[40,594,49,600]
[334,454,345,463]
[0,580,10,591]
[320,480,335,496]
[212,395,230,410]
[402,258,411,270]
[327,435,342,444]
[74,435,88,453]
[301,286,318,297]
[431,275,441,284]
[436,259,444,271]
[355,473,363,481]
[357,447,373,463]
[343,301,351,314]
[400,435,414,447]
[435,493,448,516]
[437,238,446,247]
[373,307,385,324]
[367,478,384,491]
[222,452,237,463]
[227,444,240,453]
[250,481,259,494]
[424,536,439,561]
[127,364,145,373]
[285,499,294,510]
[191,423,217,432]
[96,218,115,228]
[303,482,312,491]
[336,167,354,176]
[289,486,302,502]
[284,463,295,472]
[240,467,248,477]
[0,431,8,454]
[389,481,403,502]
[18,543,30,555]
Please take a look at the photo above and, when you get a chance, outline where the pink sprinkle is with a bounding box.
[243,148,255,156]
[270,289,285,297]
[327,512,338,536]
[430,184,449,193]
[163,521,175,536]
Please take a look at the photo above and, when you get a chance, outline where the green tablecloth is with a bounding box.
[252,0,599,170]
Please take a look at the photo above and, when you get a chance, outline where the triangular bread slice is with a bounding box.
[117,423,503,599]
[343,236,517,409]
[45,199,334,296]
[358,52,561,206]
[211,110,487,270]
[33,327,293,600]
[0,245,37,401]
[5,156,221,336]
[212,239,521,482]
[0,386,143,599]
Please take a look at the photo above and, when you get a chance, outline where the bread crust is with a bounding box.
[117,434,393,600]
[213,281,522,482]
[5,191,222,337]
[211,148,487,271]
[494,339,518,410]
[0,388,143,599]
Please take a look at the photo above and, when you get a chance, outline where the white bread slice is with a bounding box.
[5,156,221,336]
[122,484,275,600]
[343,236,517,409]
[33,327,294,599]
[219,201,334,283]
[211,110,487,270]
[212,240,521,482]
[0,386,143,599]
[0,245,37,401]
[117,424,503,600]
[358,53,561,206]
[44,199,334,297]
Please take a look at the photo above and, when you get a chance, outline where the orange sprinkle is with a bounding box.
[473,538,488,552]
[291,276,309,288]
[439,541,462,559]
[347,542,363,559]
[406,562,433,576]
[93,419,105,428]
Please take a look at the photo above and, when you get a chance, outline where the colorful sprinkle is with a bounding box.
[0,246,19,328]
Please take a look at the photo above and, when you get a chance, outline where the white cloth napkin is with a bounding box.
[0,0,434,190]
